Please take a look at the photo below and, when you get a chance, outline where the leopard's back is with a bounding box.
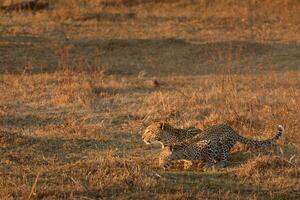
[187,124,238,152]
[145,122,284,169]
[190,124,284,152]
[163,124,284,168]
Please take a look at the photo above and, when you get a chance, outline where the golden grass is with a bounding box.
[1,70,299,199]
[0,0,300,199]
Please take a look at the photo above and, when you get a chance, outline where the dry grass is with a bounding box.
[1,70,299,199]
[0,0,300,199]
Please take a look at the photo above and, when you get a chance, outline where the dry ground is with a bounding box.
[0,0,300,199]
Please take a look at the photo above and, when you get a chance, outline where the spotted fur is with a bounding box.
[142,122,202,148]
[143,122,284,169]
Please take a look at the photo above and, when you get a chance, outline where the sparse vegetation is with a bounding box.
[0,0,299,199]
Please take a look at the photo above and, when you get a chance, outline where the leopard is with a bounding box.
[142,122,285,169]
[142,122,203,148]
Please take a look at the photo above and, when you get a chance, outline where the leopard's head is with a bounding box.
[142,122,179,148]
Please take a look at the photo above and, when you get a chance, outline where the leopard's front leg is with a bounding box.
[161,149,185,170]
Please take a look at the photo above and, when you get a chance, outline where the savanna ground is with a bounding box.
[0,0,300,199]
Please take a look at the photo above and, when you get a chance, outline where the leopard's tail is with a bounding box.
[237,125,284,147]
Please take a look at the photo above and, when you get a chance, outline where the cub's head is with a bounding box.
[142,122,178,147]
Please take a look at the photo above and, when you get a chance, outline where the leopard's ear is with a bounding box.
[159,122,166,129]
